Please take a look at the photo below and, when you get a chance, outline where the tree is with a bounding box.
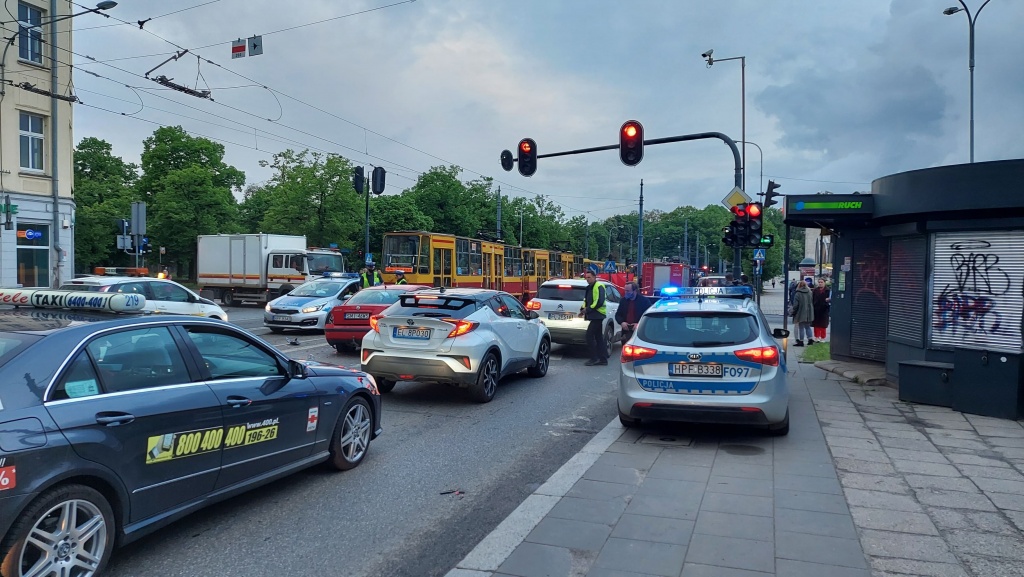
[368,195,433,261]
[137,126,244,202]
[72,137,138,272]
[403,166,482,237]
[238,184,273,233]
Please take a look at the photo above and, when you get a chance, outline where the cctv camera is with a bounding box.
[701,49,713,59]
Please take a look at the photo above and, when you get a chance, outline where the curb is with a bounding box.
[444,417,624,576]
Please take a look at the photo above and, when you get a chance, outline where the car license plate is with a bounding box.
[548,313,575,321]
[394,327,431,339]
[273,315,291,322]
[669,363,723,378]
[345,312,370,320]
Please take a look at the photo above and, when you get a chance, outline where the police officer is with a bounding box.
[581,269,608,366]
[361,262,384,288]
[394,270,408,285]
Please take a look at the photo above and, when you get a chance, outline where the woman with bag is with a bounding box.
[811,278,831,343]
[791,280,814,347]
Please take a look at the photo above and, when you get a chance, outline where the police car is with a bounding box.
[264,273,361,332]
[0,288,381,575]
[618,286,791,435]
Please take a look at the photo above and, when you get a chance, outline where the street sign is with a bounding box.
[231,39,246,59]
[248,35,263,56]
[721,186,751,209]
[753,248,766,261]
[603,260,617,273]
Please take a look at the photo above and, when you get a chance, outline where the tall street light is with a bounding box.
[703,49,746,191]
[739,140,763,195]
[944,1,993,164]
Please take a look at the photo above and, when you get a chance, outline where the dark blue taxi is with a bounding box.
[0,288,382,576]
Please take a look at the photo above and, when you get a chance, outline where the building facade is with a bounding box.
[1,0,76,288]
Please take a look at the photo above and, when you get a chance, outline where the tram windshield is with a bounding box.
[384,234,420,271]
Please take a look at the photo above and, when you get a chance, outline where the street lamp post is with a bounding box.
[739,140,763,195]
[944,1,992,164]
[703,49,746,191]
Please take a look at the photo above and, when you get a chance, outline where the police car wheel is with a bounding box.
[375,378,396,393]
[1,484,115,577]
[618,410,639,428]
[768,410,790,436]
[329,397,373,471]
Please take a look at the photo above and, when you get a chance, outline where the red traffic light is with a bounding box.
[619,120,644,166]
[623,124,638,138]
[731,204,747,218]
[747,203,761,218]
[519,140,532,154]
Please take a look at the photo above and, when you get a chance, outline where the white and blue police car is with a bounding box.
[264,272,361,332]
[618,286,791,435]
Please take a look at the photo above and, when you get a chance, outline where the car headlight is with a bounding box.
[265,303,272,312]
[301,303,326,314]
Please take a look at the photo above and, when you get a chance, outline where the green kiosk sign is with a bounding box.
[785,194,873,216]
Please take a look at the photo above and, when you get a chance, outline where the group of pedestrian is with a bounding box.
[357,261,407,288]
[790,277,831,346]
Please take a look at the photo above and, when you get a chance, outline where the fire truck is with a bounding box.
[640,261,691,297]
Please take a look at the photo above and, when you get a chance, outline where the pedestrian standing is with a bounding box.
[614,281,652,344]
[791,280,814,346]
[581,270,608,366]
[771,278,776,289]
[811,277,831,342]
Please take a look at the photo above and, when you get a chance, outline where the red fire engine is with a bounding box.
[640,261,691,297]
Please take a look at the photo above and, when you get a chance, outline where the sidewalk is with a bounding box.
[446,358,1024,577]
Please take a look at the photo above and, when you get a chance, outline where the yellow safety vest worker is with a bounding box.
[361,270,383,288]
[587,282,607,316]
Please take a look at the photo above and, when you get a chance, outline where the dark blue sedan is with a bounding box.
[0,289,382,576]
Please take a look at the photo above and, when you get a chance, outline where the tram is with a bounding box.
[380,231,626,300]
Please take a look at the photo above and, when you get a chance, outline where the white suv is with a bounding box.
[526,278,621,357]
[59,276,229,320]
[360,288,550,403]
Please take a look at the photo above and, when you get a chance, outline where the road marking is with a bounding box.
[446,416,623,574]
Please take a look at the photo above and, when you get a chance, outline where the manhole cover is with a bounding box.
[637,434,693,447]
[720,444,765,456]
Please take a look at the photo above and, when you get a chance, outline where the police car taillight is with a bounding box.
[734,346,779,366]
[621,344,657,363]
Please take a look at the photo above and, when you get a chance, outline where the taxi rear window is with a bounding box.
[638,312,759,347]
[537,285,586,301]
[58,284,105,292]
[388,295,479,319]
[0,333,43,368]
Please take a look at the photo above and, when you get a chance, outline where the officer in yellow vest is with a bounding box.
[361,262,384,288]
[581,269,608,366]
[394,270,408,284]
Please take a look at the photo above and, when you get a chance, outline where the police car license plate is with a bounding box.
[394,327,431,339]
[273,315,291,322]
[548,313,574,321]
[669,363,723,378]
[345,313,370,320]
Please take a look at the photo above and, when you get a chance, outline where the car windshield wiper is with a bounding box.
[690,340,734,347]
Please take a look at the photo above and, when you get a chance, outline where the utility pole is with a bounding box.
[496,186,502,241]
[362,167,370,260]
[695,231,700,269]
[684,220,689,266]
[583,215,589,260]
[637,180,645,270]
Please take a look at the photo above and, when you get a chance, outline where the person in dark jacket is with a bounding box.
[614,280,652,343]
[581,270,608,366]
[791,280,814,346]
[811,277,831,342]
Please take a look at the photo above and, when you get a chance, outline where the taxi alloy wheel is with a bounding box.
[470,352,499,403]
[1,484,114,577]
[527,338,550,378]
[330,397,373,471]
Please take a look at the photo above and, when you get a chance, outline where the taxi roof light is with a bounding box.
[0,289,147,313]
[526,299,541,310]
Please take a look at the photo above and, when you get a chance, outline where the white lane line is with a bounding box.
[445,417,623,575]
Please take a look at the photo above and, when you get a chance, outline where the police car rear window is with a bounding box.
[537,285,586,301]
[389,295,478,319]
[638,312,759,347]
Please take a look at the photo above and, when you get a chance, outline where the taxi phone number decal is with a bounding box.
[146,418,280,464]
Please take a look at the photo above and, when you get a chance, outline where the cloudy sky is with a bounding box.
[70,0,1024,220]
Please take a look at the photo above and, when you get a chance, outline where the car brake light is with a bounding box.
[557,285,572,289]
[362,348,372,363]
[369,314,381,333]
[526,300,540,310]
[444,319,478,338]
[734,346,779,366]
[621,344,657,363]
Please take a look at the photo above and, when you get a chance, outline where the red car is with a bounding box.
[325,284,429,351]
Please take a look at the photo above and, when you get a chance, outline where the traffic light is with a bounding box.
[619,120,644,166]
[371,166,386,195]
[759,234,775,248]
[722,225,736,247]
[141,237,152,254]
[517,138,537,177]
[764,180,782,208]
[730,204,748,248]
[352,166,365,194]
[746,202,764,247]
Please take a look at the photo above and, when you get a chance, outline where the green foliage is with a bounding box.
[368,195,433,256]
[801,341,831,363]
[72,138,138,272]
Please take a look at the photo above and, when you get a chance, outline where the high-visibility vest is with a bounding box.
[588,283,607,316]
[396,278,408,284]
[361,271,383,288]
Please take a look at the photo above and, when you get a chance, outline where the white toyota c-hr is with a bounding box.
[360,288,551,402]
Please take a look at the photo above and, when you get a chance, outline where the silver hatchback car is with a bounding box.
[618,286,791,435]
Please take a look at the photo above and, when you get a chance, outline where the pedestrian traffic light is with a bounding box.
[352,166,365,194]
[759,234,775,248]
[141,237,152,254]
[619,120,644,166]
[517,138,537,177]
[746,202,764,247]
[764,180,782,208]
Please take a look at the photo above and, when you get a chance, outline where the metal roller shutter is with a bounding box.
[930,231,1024,353]
[888,236,927,344]
[850,238,890,361]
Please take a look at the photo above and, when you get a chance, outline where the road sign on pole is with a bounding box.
[231,39,246,59]
[603,260,617,273]
[721,186,752,209]
[753,248,766,261]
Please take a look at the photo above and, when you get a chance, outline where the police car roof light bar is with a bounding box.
[660,286,754,300]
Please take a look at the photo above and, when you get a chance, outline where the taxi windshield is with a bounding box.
[0,333,42,368]
[639,312,759,347]
[288,281,345,297]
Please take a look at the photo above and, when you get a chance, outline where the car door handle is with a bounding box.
[95,412,135,426]
[226,395,252,408]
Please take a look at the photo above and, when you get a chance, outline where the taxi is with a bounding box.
[0,288,381,575]
[618,286,791,435]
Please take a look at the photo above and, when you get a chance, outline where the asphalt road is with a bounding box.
[103,304,620,577]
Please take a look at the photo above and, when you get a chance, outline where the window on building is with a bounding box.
[19,112,44,172]
[17,223,48,287]
[18,3,43,64]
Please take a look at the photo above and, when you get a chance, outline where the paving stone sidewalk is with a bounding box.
[448,359,1024,577]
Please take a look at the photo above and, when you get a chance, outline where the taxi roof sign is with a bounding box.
[0,289,147,312]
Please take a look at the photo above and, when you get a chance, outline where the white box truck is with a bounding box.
[197,234,346,306]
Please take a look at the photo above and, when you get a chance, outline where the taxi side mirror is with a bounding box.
[772,328,790,339]
[287,359,308,379]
